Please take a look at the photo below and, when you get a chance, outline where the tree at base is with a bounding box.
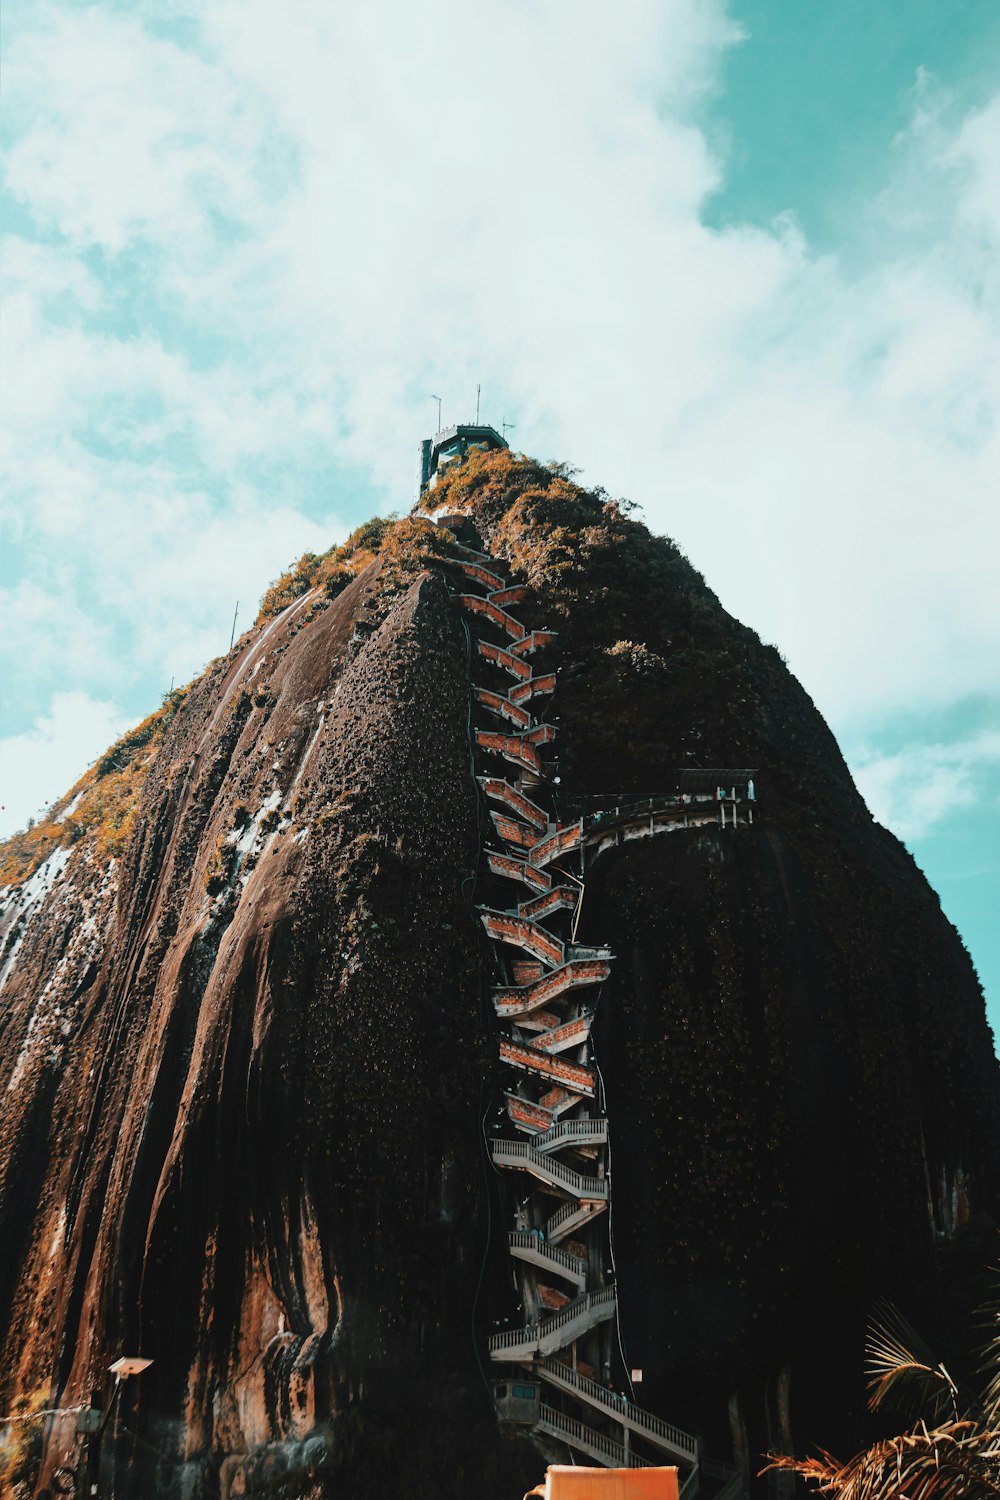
[765,1261,1000,1498]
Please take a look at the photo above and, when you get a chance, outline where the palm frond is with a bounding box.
[866,1300,957,1422]
[978,1260,1000,1425]
[767,1421,1000,1500]
[763,1448,849,1495]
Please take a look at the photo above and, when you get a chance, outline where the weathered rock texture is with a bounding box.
[1,450,998,1496]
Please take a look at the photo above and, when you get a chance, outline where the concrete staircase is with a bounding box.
[436,514,750,1494]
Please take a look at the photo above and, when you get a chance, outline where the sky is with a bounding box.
[1,0,998,1040]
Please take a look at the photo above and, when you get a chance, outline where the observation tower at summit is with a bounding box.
[419,422,508,493]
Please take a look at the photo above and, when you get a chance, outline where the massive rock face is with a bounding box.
[1,450,998,1496]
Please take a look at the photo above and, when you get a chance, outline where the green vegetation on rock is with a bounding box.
[0,687,191,888]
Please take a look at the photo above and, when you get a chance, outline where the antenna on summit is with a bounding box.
[502,419,515,441]
[475,384,481,424]
[430,394,442,431]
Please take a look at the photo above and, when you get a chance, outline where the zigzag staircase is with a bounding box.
[435,528,750,1491]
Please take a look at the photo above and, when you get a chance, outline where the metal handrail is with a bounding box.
[702,1458,741,1480]
[545,1198,601,1237]
[539,1359,698,1458]
[679,1467,701,1500]
[491,1138,607,1199]
[507,1230,587,1280]
[488,1286,616,1352]
[533,1116,608,1150]
[536,1404,650,1469]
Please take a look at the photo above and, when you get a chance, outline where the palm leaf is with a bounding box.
[866,1300,957,1422]
[766,1421,1000,1499]
[978,1260,1000,1425]
[763,1448,850,1495]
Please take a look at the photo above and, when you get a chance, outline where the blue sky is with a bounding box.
[1,0,998,1041]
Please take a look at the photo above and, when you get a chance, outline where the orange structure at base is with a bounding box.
[526,1468,679,1500]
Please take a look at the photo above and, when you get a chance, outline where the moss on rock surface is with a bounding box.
[0,449,998,1494]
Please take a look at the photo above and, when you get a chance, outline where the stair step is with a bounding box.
[509,671,557,705]
[538,1357,699,1465]
[498,1039,595,1097]
[478,776,549,830]
[485,850,551,893]
[478,639,532,681]
[494,958,613,1019]
[510,630,557,656]
[460,594,527,641]
[532,1015,592,1055]
[489,811,540,850]
[480,909,564,966]
[475,686,532,729]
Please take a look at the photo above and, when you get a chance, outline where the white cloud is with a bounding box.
[1,0,998,764]
[0,692,129,838]
[850,730,1000,843]
[2,5,275,256]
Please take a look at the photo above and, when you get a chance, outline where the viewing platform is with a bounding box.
[582,791,755,860]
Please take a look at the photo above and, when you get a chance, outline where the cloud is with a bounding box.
[0,692,129,839]
[0,222,342,731]
[2,3,279,256]
[1,0,998,761]
[850,729,1000,842]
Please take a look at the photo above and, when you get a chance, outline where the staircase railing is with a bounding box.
[702,1457,744,1499]
[545,1197,606,1240]
[491,1138,608,1199]
[488,1285,616,1354]
[535,1404,651,1470]
[539,1358,697,1461]
[533,1115,608,1152]
[508,1231,587,1284]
